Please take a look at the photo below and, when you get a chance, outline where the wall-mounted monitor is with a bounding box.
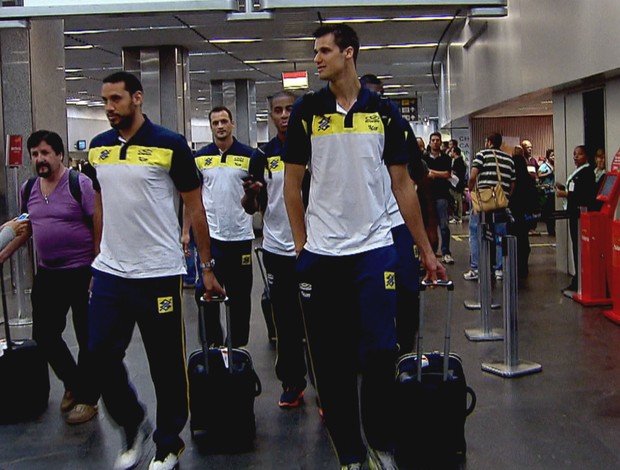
[75,139,87,151]
[597,172,619,202]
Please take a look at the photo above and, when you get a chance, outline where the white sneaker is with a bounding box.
[463,269,478,281]
[148,452,180,470]
[368,447,399,470]
[114,416,152,470]
[442,254,455,264]
[495,270,503,281]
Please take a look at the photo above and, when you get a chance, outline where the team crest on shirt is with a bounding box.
[317,116,331,132]
[269,157,280,171]
[384,271,396,290]
[205,157,214,166]
[157,296,174,314]
[241,254,252,266]
[99,150,110,160]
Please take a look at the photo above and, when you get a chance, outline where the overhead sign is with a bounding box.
[282,71,308,90]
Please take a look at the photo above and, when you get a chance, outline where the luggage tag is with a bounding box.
[220,349,230,369]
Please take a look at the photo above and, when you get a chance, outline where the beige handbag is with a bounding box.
[470,151,509,213]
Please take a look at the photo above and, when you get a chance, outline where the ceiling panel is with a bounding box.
[57,3,547,122]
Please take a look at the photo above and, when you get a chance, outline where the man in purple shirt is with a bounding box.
[0,130,100,424]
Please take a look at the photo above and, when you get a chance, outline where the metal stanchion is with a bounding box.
[464,212,501,311]
[8,168,32,327]
[465,213,502,341]
[482,235,542,377]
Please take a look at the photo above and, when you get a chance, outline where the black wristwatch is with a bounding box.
[199,259,216,271]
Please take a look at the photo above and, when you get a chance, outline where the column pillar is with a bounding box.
[123,46,191,139]
[0,19,66,318]
[210,79,257,147]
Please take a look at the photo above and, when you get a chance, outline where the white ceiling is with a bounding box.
[7,1,552,121]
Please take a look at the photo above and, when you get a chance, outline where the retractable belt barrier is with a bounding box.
[481,235,542,377]
[465,212,502,342]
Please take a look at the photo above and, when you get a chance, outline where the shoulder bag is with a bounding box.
[470,151,509,213]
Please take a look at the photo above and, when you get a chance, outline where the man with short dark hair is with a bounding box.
[0,129,100,425]
[283,24,440,469]
[189,105,255,348]
[423,131,454,264]
[464,132,515,282]
[87,71,224,470]
[242,90,309,408]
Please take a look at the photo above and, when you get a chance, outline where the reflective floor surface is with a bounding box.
[1,221,619,469]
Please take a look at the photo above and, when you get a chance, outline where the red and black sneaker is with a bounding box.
[278,387,305,408]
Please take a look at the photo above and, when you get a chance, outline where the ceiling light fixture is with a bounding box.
[361,43,436,51]
[244,59,287,64]
[209,38,262,44]
[322,15,454,25]
[64,45,94,50]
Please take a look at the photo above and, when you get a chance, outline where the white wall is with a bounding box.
[447,0,620,122]
[66,106,109,149]
[68,110,269,151]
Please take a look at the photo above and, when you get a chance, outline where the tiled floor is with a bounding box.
[1,221,620,469]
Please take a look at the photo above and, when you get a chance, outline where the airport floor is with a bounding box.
[1,220,620,470]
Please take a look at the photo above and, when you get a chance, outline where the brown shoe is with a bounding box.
[66,404,98,425]
[60,390,76,413]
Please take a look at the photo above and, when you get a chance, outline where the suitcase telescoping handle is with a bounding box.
[198,295,233,375]
[417,280,454,382]
[0,263,12,351]
[253,247,270,296]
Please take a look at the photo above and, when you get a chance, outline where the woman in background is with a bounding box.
[555,145,597,293]
[538,148,556,235]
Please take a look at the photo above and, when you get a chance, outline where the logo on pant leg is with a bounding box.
[384,271,396,290]
[157,296,174,314]
[241,254,252,265]
[299,282,312,299]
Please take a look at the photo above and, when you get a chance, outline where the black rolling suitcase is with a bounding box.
[254,247,277,345]
[395,280,476,469]
[188,296,261,452]
[0,263,49,423]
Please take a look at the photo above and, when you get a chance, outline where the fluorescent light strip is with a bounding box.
[361,43,436,51]
[65,25,182,35]
[244,59,287,64]
[65,45,94,50]
[322,15,454,24]
[209,38,261,44]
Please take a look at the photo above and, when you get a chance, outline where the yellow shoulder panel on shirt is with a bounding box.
[227,154,251,171]
[311,113,385,136]
[125,146,173,168]
[195,154,223,169]
[89,146,121,165]
[88,145,173,169]
[195,154,251,171]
